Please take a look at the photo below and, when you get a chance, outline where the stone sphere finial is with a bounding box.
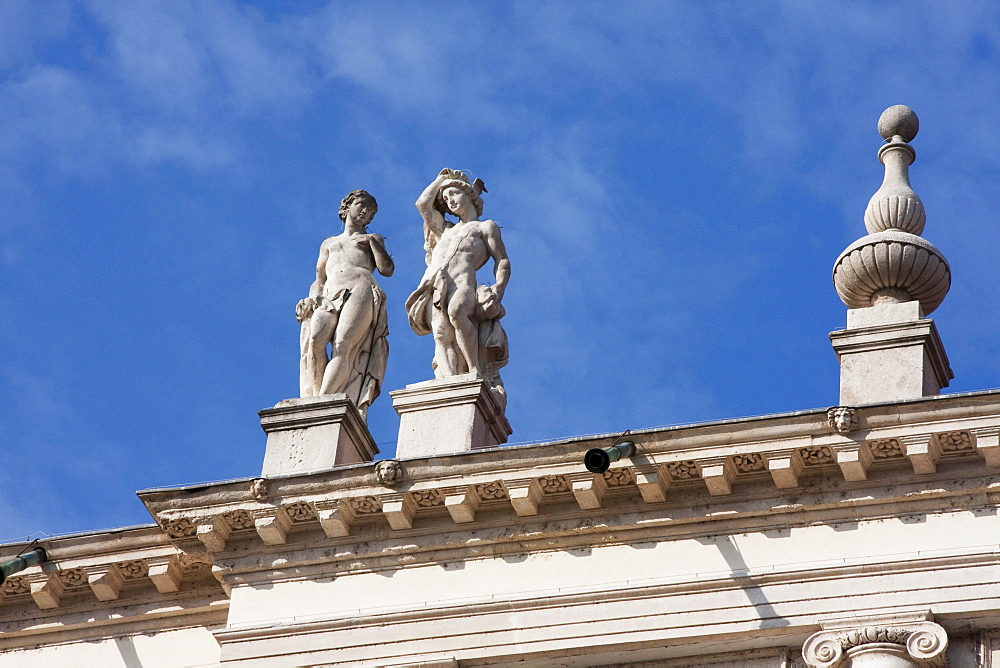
[834,105,950,315]
[878,105,919,143]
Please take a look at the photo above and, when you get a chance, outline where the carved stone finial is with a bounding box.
[375,459,404,487]
[833,105,950,315]
[827,407,858,434]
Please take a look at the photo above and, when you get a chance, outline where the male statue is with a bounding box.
[297,190,394,417]
[405,169,510,406]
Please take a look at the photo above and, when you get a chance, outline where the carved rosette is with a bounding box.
[666,461,699,480]
[833,105,950,316]
[538,475,570,494]
[732,453,765,473]
[800,445,834,466]
[802,621,947,668]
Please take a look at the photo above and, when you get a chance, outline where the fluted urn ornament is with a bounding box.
[833,105,950,315]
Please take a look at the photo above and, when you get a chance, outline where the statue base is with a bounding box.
[259,394,378,477]
[391,374,511,459]
[830,301,953,405]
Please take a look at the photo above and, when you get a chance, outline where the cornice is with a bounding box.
[138,393,1000,573]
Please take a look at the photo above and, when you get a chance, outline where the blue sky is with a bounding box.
[2,1,1000,540]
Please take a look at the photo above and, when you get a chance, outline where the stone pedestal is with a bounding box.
[259,395,378,477]
[830,301,952,405]
[391,374,511,459]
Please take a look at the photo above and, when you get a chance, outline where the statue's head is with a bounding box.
[435,173,486,219]
[339,189,378,225]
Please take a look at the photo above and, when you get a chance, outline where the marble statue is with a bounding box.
[297,190,394,416]
[405,169,510,406]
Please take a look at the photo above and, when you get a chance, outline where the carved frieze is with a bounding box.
[223,509,254,532]
[179,553,213,577]
[285,501,317,523]
[602,468,634,487]
[868,438,904,459]
[410,489,445,508]
[800,445,834,466]
[665,461,698,480]
[349,496,383,514]
[119,560,148,580]
[937,430,973,453]
[474,481,508,501]
[161,517,197,539]
[538,475,570,494]
[1,577,29,597]
[57,568,88,590]
[732,453,765,473]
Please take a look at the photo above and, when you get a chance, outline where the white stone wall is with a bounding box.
[0,626,221,668]
[217,508,1000,665]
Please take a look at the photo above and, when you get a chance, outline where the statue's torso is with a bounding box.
[322,233,377,294]
[432,221,493,277]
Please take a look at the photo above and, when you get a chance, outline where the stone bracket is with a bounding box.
[634,466,670,503]
[252,508,293,546]
[445,487,481,524]
[197,516,233,553]
[503,479,543,516]
[765,448,805,489]
[900,433,940,474]
[85,564,125,602]
[315,499,357,538]
[970,426,1000,466]
[569,473,607,510]
[381,493,417,530]
[698,457,737,495]
[832,440,873,482]
[147,556,183,594]
[25,572,63,610]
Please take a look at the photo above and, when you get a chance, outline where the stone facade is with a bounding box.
[5,390,1000,666]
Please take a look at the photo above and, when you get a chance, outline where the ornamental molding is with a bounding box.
[135,394,1000,572]
[144,421,1000,554]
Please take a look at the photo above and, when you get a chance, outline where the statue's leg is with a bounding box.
[320,293,373,396]
[303,309,337,396]
[431,303,458,376]
[447,289,481,376]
